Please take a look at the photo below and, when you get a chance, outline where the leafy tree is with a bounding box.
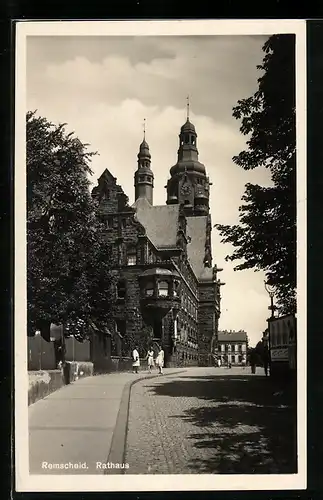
[27,111,116,339]
[215,35,296,314]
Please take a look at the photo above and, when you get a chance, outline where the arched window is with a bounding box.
[158,281,169,297]
[184,134,189,143]
[145,282,154,297]
[191,136,195,145]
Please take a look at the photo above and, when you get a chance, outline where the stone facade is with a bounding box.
[91,116,224,367]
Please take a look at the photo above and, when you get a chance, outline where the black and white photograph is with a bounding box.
[15,20,306,492]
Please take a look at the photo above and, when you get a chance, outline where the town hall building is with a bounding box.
[91,110,224,367]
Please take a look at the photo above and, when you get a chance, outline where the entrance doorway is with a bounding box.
[153,318,162,340]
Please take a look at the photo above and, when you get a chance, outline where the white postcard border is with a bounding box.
[15,19,307,492]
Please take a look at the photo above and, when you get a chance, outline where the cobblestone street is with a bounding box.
[125,367,297,474]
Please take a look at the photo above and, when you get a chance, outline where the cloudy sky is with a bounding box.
[26,34,273,347]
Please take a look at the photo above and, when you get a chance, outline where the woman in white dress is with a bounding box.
[146,346,154,373]
[155,347,164,375]
[132,346,140,374]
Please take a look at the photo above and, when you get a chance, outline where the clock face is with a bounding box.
[181,184,191,195]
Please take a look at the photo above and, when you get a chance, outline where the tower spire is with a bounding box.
[143,118,146,140]
[186,95,190,121]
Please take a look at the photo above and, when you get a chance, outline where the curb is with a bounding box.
[105,369,188,474]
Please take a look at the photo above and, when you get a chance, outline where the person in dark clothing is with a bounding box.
[263,347,270,376]
[54,337,65,368]
[249,349,257,374]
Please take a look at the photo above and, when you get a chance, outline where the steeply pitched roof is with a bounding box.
[133,197,180,249]
[186,216,213,281]
[218,331,248,342]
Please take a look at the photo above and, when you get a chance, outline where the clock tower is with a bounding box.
[166,101,210,216]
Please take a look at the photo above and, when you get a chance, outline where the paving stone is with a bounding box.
[125,367,297,474]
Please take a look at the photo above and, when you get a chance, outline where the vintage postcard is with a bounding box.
[15,19,306,492]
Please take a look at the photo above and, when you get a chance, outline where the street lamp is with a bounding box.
[264,281,277,319]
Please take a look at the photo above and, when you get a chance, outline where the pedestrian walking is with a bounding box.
[218,358,221,368]
[155,346,164,375]
[132,346,140,374]
[146,346,154,373]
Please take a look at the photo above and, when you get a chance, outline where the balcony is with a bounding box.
[138,267,181,319]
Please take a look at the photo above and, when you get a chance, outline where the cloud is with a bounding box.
[26,34,272,346]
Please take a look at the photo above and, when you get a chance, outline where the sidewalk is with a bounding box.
[28,368,187,474]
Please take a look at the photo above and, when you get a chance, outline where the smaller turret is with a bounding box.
[134,119,154,205]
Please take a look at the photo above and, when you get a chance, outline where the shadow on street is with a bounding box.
[145,373,297,474]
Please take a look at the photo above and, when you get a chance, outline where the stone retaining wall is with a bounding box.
[28,370,64,405]
[28,362,94,405]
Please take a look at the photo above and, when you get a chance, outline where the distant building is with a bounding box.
[217,330,248,366]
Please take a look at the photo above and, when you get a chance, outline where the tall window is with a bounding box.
[115,319,126,337]
[127,246,136,266]
[145,282,154,297]
[173,280,180,297]
[117,280,126,299]
[148,248,154,264]
[158,281,169,297]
